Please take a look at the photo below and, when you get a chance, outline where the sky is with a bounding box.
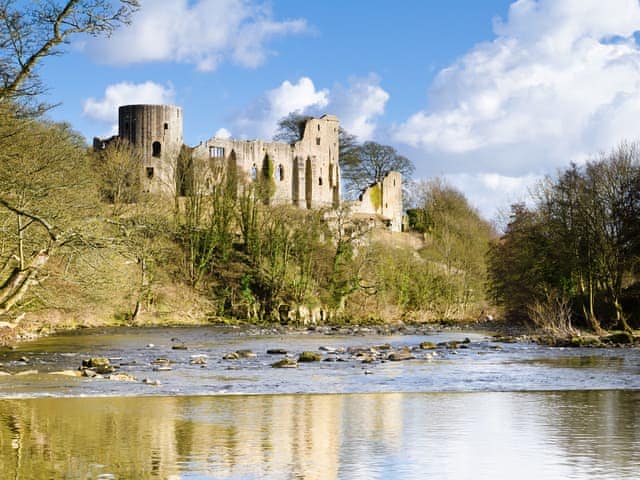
[39,0,640,222]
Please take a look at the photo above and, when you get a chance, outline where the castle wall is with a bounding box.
[118,105,183,195]
[191,115,340,209]
[353,171,404,232]
[94,105,403,231]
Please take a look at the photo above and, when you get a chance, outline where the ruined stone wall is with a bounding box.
[191,115,340,209]
[118,105,183,195]
[95,107,407,225]
[353,171,404,232]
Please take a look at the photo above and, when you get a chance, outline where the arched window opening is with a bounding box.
[250,164,257,180]
[146,167,154,179]
[152,141,161,157]
[164,122,169,130]
[277,164,284,181]
[318,177,323,186]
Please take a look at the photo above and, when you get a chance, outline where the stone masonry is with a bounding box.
[94,104,404,231]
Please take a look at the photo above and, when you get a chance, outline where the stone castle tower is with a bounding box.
[117,104,183,194]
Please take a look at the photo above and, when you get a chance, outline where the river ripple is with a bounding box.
[0,327,639,479]
[0,327,639,397]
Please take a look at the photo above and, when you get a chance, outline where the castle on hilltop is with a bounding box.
[94,104,404,231]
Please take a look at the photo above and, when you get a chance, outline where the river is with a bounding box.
[0,326,639,479]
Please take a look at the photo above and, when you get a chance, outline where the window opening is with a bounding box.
[318,177,323,186]
[277,164,284,181]
[152,141,161,157]
[250,164,257,180]
[315,137,321,146]
[164,122,169,130]
[209,146,225,158]
[146,167,154,179]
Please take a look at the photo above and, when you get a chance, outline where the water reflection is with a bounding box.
[0,392,639,479]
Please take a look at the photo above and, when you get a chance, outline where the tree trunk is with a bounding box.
[0,250,50,314]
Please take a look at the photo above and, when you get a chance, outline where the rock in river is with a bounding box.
[49,370,82,377]
[271,358,298,368]
[267,348,288,355]
[81,357,114,374]
[388,351,415,361]
[298,351,322,362]
[235,349,257,358]
[108,373,137,382]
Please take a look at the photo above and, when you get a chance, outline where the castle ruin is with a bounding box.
[94,104,404,231]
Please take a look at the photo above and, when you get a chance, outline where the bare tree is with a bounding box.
[0,113,98,314]
[0,0,139,106]
[94,138,141,215]
[342,141,414,199]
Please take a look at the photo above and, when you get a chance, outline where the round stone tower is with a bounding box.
[118,104,183,195]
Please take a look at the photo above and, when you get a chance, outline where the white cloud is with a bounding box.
[233,75,389,140]
[394,0,640,191]
[444,172,542,223]
[215,127,232,139]
[234,77,329,139]
[83,81,175,134]
[82,0,307,71]
[330,75,389,140]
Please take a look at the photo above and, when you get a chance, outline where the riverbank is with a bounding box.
[2,308,638,350]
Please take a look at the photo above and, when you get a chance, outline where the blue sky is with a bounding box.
[39,0,640,221]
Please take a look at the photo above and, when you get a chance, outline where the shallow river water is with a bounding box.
[0,327,639,479]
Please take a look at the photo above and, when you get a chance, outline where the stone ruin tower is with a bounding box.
[118,104,183,195]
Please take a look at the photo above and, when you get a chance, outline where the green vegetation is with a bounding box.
[487,143,640,335]
[0,120,495,330]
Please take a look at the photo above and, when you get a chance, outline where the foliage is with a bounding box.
[342,141,414,199]
[93,138,141,213]
[258,154,276,204]
[487,143,640,332]
[410,179,495,314]
[273,112,313,143]
[0,101,100,314]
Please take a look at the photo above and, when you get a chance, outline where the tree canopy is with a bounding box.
[487,143,640,333]
[342,141,414,198]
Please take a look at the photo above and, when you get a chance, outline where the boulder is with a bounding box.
[267,348,288,355]
[298,351,322,362]
[419,341,437,350]
[142,378,162,386]
[49,370,82,377]
[81,357,114,374]
[235,349,257,358]
[108,373,137,382]
[223,352,240,360]
[271,358,298,368]
[388,351,415,361]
